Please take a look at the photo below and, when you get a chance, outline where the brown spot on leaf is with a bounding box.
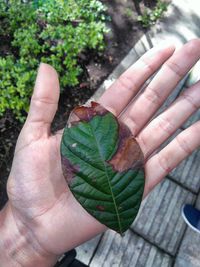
[109,122,144,172]
[68,101,108,126]
[61,156,79,185]
[96,205,105,211]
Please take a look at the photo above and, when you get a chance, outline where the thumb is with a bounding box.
[25,63,60,135]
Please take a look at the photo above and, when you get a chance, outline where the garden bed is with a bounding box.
[0,0,167,209]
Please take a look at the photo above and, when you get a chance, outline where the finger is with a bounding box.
[121,39,200,135]
[99,43,175,116]
[26,63,60,133]
[143,121,200,197]
[137,80,200,158]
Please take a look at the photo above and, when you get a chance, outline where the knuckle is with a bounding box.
[180,92,199,110]
[175,135,192,156]
[157,116,175,135]
[143,85,162,106]
[117,74,137,92]
[32,97,57,106]
[165,60,183,78]
[141,58,155,73]
[31,98,43,109]
[158,153,172,174]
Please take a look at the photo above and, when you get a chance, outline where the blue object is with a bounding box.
[182,204,200,234]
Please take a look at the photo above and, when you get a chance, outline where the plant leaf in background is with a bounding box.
[61,102,145,234]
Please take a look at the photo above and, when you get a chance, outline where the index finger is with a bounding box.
[99,43,175,116]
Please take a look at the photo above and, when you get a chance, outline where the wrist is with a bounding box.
[0,202,58,267]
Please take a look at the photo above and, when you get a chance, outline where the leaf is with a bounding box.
[61,102,145,234]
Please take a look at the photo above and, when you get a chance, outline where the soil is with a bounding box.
[0,0,152,209]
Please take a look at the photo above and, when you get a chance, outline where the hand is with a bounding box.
[100,39,200,197]
[1,39,200,267]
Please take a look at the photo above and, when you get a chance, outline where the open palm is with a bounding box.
[6,40,200,259]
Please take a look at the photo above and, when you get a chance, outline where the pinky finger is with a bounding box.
[144,121,200,197]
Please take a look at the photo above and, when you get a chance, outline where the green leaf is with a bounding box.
[61,102,145,234]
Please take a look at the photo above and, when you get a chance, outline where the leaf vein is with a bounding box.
[62,141,105,173]
[89,120,123,234]
[73,176,111,197]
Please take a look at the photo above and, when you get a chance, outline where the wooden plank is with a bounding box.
[76,235,102,265]
[90,230,172,267]
[170,148,200,193]
[131,179,195,255]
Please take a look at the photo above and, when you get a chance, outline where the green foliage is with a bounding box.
[0,0,108,121]
[138,0,168,28]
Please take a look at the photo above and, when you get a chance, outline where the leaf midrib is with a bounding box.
[89,118,123,234]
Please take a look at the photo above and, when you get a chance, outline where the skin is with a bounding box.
[0,39,200,267]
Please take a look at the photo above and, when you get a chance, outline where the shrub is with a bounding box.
[137,0,168,28]
[0,0,108,122]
